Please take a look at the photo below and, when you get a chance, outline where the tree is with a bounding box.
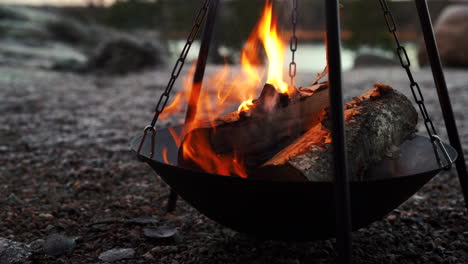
[343,0,394,52]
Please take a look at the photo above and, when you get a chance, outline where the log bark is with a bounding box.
[254,84,418,182]
[181,83,330,170]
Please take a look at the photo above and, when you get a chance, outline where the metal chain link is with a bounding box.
[149,0,211,128]
[137,0,211,156]
[289,0,298,88]
[378,0,452,169]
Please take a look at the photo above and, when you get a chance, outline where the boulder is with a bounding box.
[0,5,116,47]
[0,6,165,72]
[84,38,164,74]
[353,50,399,68]
[418,5,468,67]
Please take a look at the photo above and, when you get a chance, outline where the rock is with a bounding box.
[28,238,45,252]
[44,233,77,257]
[84,38,164,74]
[98,248,135,262]
[0,6,118,47]
[0,6,165,71]
[353,51,399,68]
[0,237,32,264]
[0,6,87,68]
[142,251,154,260]
[45,17,95,46]
[38,213,54,220]
[143,226,181,243]
[418,5,468,67]
[51,58,85,72]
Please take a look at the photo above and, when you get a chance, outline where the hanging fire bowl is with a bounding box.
[131,125,457,241]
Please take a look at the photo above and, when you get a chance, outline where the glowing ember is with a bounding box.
[237,99,254,112]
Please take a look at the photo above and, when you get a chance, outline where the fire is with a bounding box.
[257,1,289,94]
[159,0,296,177]
[237,99,254,112]
[159,93,183,120]
[162,147,171,165]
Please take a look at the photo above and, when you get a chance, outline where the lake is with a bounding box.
[169,41,419,73]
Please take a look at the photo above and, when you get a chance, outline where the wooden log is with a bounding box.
[180,83,330,170]
[255,84,418,182]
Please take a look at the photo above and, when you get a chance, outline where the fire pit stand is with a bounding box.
[325,1,351,262]
[131,1,468,263]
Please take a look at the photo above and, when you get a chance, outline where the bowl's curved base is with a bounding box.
[131,127,457,240]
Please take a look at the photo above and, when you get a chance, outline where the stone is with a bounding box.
[353,51,399,68]
[84,38,164,75]
[0,6,163,71]
[28,238,45,252]
[98,248,135,262]
[0,6,122,48]
[143,226,183,243]
[142,251,154,260]
[44,233,77,257]
[418,5,468,67]
[0,237,32,264]
[38,213,54,220]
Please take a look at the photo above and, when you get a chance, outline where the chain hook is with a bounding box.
[378,0,453,169]
[431,135,453,170]
[137,125,157,159]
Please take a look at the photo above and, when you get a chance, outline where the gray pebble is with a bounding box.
[98,248,135,262]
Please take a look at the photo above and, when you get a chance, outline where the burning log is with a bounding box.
[255,84,418,181]
[180,83,330,171]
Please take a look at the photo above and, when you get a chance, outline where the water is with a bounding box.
[168,41,418,73]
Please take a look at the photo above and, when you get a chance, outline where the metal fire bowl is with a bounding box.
[130,126,457,240]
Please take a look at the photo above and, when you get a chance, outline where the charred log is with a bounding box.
[254,84,418,181]
[181,83,330,170]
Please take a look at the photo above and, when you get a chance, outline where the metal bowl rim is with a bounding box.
[133,146,451,185]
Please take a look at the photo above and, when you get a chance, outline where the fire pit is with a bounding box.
[131,126,456,240]
[130,0,467,262]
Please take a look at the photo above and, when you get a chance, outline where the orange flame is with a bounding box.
[159,93,183,121]
[160,1,296,177]
[237,99,254,113]
[257,1,289,94]
[162,147,171,165]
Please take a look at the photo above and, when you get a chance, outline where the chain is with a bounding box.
[378,0,452,169]
[289,0,298,88]
[149,0,211,128]
[137,0,211,156]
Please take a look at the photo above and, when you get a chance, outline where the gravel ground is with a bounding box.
[1,64,468,263]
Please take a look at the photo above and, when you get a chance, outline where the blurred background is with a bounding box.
[3,2,468,262]
[0,0,462,75]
